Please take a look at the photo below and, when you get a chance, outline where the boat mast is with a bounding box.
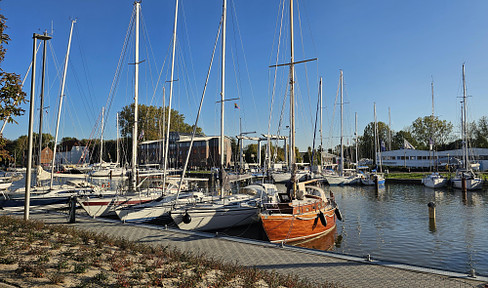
[374,102,379,171]
[388,107,391,151]
[289,0,296,196]
[162,0,179,192]
[100,107,104,164]
[355,112,358,172]
[131,1,141,191]
[116,112,120,166]
[319,77,323,167]
[462,64,468,170]
[220,0,227,197]
[37,31,49,168]
[339,70,344,177]
[50,19,75,189]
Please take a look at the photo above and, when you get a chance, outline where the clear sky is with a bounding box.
[2,0,488,151]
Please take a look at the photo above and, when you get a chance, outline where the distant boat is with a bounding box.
[451,65,483,190]
[422,172,448,189]
[362,103,385,186]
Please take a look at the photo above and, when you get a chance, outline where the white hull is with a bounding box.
[78,194,158,217]
[115,192,207,223]
[452,178,483,190]
[171,204,258,231]
[422,174,448,188]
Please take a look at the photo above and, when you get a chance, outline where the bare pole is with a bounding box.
[388,107,391,151]
[25,33,50,220]
[319,77,323,166]
[462,64,468,169]
[289,0,296,197]
[37,31,49,168]
[50,19,75,189]
[100,107,104,164]
[131,1,140,191]
[340,70,344,176]
[162,0,179,193]
[355,112,358,172]
[220,0,227,197]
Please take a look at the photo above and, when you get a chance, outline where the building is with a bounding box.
[379,148,488,171]
[40,147,53,167]
[55,145,90,165]
[138,132,232,169]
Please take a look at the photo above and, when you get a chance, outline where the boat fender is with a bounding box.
[335,207,343,221]
[182,211,191,224]
[318,211,327,227]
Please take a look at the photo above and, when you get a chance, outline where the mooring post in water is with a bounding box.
[374,175,379,190]
[428,202,436,220]
[461,175,467,192]
[68,196,77,223]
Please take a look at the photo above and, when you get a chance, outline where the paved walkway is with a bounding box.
[3,210,487,288]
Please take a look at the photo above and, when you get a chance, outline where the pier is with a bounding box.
[1,210,485,288]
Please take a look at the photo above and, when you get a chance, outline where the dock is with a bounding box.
[1,210,486,288]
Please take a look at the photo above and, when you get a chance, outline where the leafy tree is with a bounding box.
[0,9,27,164]
[119,104,203,140]
[391,129,419,150]
[410,116,453,149]
[469,116,488,148]
[358,121,391,161]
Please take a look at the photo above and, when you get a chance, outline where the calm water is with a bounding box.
[327,184,488,276]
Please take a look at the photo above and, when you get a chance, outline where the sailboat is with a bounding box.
[451,65,483,190]
[171,0,267,231]
[361,103,385,186]
[422,79,448,189]
[78,2,160,217]
[259,0,340,244]
[324,70,360,186]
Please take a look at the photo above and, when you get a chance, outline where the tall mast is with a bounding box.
[388,107,391,151]
[374,102,378,169]
[431,77,435,117]
[319,77,323,167]
[462,64,468,169]
[50,19,75,189]
[339,70,344,176]
[116,112,120,166]
[100,107,104,164]
[355,112,358,172]
[131,1,141,191]
[289,0,296,192]
[220,0,227,196]
[37,31,49,167]
[162,0,179,192]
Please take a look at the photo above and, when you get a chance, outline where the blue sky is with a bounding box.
[2,0,488,151]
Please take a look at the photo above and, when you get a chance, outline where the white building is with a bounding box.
[55,145,90,165]
[379,148,488,171]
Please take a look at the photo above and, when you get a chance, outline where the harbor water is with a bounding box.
[323,184,488,276]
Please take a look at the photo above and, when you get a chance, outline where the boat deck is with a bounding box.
[1,210,486,288]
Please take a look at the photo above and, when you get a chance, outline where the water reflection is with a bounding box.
[293,226,338,251]
[318,184,488,276]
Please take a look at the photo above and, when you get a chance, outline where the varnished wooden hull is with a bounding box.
[260,205,337,243]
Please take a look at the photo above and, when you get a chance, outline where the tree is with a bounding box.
[410,116,453,149]
[119,104,203,140]
[470,116,488,148]
[358,121,391,161]
[392,130,419,150]
[0,9,27,164]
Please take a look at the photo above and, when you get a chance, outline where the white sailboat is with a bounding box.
[361,103,385,186]
[324,71,360,185]
[171,0,265,231]
[422,79,447,188]
[451,65,483,190]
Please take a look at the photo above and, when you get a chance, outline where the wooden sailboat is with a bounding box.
[259,0,340,244]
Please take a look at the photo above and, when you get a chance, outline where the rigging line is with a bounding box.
[140,12,158,104]
[230,0,258,127]
[180,0,199,109]
[295,0,314,131]
[104,6,136,129]
[268,0,286,163]
[150,38,172,107]
[327,75,340,152]
[74,25,97,121]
